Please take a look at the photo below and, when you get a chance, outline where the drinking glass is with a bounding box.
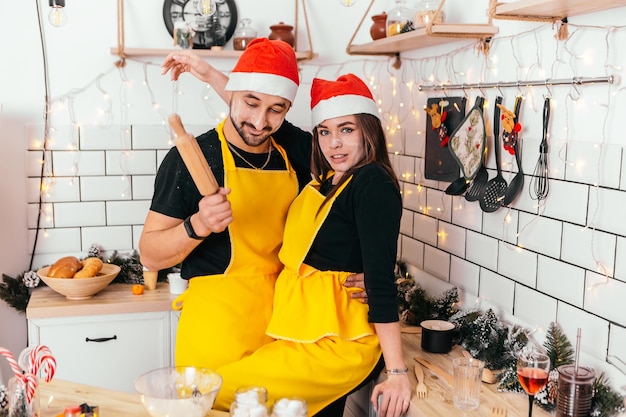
[517,349,550,417]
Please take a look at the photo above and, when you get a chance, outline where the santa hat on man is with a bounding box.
[310,73,379,127]
[225,38,299,103]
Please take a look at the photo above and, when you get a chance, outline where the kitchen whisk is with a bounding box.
[530,97,550,201]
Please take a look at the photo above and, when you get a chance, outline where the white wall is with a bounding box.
[1,0,626,393]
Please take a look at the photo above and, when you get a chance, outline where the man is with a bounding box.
[139,38,363,370]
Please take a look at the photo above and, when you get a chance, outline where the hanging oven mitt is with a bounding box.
[447,96,486,185]
[424,97,467,182]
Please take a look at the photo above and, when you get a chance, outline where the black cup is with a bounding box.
[420,320,456,353]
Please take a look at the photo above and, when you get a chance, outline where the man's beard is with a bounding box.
[230,114,272,148]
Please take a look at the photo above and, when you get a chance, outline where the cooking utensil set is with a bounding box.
[443,94,534,211]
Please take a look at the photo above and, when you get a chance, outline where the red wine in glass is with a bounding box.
[517,350,550,417]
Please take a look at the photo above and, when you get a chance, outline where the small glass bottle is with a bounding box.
[230,386,269,417]
[271,397,307,417]
[414,0,445,27]
[386,0,414,37]
[233,18,258,51]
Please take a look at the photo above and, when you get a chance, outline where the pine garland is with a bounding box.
[0,273,31,313]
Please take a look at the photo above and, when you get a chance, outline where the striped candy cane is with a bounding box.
[28,345,56,383]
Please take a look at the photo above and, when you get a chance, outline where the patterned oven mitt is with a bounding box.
[448,96,486,183]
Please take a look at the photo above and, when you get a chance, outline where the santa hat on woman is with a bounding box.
[225,38,300,103]
[310,73,379,127]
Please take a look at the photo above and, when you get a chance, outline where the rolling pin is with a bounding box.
[168,113,219,196]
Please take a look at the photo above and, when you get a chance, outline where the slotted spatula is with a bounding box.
[479,96,508,212]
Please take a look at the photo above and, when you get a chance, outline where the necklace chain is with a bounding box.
[227,141,272,170]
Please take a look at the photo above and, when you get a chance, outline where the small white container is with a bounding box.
[167,272,188,294]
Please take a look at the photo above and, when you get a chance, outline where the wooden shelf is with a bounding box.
[494,0,626,19]
[109,47,315,61]
[347,24,499,55]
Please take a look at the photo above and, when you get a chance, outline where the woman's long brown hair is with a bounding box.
[311,113,400,212]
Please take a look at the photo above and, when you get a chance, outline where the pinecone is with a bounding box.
[22,271,40,288]
[88,244,103,259]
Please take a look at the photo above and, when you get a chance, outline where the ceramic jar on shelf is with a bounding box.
[370,12,387,40]
[268,22,295,47]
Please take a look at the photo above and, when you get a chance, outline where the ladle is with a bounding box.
[502,96,524,206]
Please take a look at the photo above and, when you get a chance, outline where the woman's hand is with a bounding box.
[370,373,412,417]
[161,51,214,82]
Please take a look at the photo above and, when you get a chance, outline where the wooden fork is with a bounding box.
[490,406,507,417]
[414,363,428,399]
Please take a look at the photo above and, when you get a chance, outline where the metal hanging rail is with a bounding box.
[417,75,615,91]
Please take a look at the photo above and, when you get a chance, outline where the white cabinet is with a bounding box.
[27,283,177,393]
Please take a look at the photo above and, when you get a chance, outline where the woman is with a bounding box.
[212,73,411,417]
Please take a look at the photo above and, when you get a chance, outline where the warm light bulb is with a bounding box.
[339,0,356,5]
[48,0,67,27]
[196,0,217,16]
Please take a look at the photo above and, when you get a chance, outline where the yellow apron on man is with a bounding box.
[174,121,299,370]
[213,176,382,415]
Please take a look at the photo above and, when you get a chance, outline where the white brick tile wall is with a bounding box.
[132,175,156,201]
[614,237,626,283]
[80,176,132,201]
[513,284,557,332]
[561,223,615,275]
[584,272,626,327]
[27,203,54,229]
[465,230,498,272]
[106,201,151,225]
[28,228,81,254]
[132,125,174,150]
[25,151,51,177]
[132,225,144,250]
[425,188,452,222]
[482,208,517,244]
[564,142,622,189]
[437,222,466,258]
[80,125,126,150]
[54,202,106,227]
[517,212,562,259]
[400,236,424,269]
[397,155,416,184]
[498,243,538,288]
[537,256,585,308]
[557,302,609,359]
[81,225,133,253]
[423,245,450,281]
[478,269,515,316]
[588,186,626,236]
[105,150,157,176]
[386,129,403,154]
[540,180,589,225]
[413,213,437,246]
[607,324,626,378]
[404,131,422,157]
[451,197,483,233]
[402,182,426,213]
[52,151,106,176]
[450,256,479,296]
[27,177,80,203]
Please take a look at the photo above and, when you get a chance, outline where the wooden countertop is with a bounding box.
[39,379,228,417]
[401,330,552,417]
[27,282,176,319]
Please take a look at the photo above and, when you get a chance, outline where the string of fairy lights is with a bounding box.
[37,22,625,296]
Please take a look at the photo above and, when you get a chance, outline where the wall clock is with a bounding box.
[163,0,238,49]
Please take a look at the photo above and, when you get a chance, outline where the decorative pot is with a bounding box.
[370,13,387,40]
[268,22,295,47]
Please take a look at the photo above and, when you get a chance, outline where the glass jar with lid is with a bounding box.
[386,0,414,37]
[233,18,258,51]
[415,0,445,27]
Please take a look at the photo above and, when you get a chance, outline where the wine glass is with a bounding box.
[517,349,550,417]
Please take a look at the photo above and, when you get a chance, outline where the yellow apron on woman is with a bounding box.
[174,121,299,370]
[213,177,382,415]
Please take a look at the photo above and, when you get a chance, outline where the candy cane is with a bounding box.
[28,345,56,383]
[0,347,24,380]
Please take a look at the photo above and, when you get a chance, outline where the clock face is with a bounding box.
[163,0,238,49]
